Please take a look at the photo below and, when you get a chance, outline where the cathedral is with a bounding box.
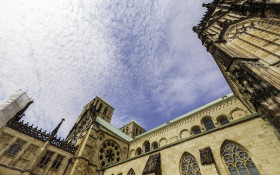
[0,0,280,174]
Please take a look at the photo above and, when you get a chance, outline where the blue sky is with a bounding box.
[0,0,231,138]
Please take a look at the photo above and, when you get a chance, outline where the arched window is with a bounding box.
[95,100,99,106]
[180,152,201,175]
[218,117,229,125]
[144,141,150,152]
[136,128,139,135]
[204,119,215,130]
[136,148,142,155]
[126,127,129,134]
[98,103,103,111]
[51,155,64,170]
[192,126,201,135]
[152,142,158,150]
[103,107,108,115]
[127,168,135,175]
[221,141,261,175]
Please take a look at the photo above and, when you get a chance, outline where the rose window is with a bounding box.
[99,140,121,167]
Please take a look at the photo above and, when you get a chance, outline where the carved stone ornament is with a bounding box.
[66,103,98,145]
[199,147,215,165]
[142,153,162,175]
[7,117,77,154]
[230,60,279,109]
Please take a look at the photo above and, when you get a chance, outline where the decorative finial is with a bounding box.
[50,118,65,138]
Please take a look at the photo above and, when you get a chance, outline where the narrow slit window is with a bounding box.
[51,155,64,170]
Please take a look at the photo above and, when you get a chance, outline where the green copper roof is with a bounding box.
[95,116,133,142]
[100,97,110,105]
[134,92,234,139]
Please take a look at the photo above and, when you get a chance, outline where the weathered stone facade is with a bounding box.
[0,0,280,174]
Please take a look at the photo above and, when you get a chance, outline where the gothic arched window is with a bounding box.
[192,126,201,135]
[221,141,261,175]
[136,148,142,155]
[218,117,229,125]
[204,119,215,130]
[180,152,201,175]
[144,141,150,152]
[127,168,135,175]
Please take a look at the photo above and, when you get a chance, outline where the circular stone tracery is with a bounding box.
[99,140,121,167]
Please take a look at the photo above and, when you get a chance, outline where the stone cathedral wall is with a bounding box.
[128,95,250,158]
[103,116,280,175]
[0,127,73,175]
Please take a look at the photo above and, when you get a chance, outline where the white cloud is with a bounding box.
[0,0,230,137]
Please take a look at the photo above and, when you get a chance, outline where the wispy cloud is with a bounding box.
[0,0,230,137]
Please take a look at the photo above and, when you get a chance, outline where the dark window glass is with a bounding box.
[104,107,108,115]
[98,103,103,111]
[137,148,141,155]
[40,151,54,166]
[153,143,158,150]
[145,142,150,152]
[219,117,229,125]
[193,128,201,135]
[127,168,135,175]
[204,119,215,130]
[51,155,64,170]
[7,140,25,156]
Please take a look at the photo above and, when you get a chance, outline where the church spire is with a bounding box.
[50,118,65,137]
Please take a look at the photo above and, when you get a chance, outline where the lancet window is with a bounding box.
[180,152,201,175]
[51,155,64,170]
[222,141,261,175]
[6,139,25,156]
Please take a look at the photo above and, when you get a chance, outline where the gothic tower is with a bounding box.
[193,0,280,130]
[64,97,127,175]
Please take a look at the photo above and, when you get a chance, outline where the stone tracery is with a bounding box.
[99,140,121,167]
[221,141,261,175]
[180,152,201,175]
